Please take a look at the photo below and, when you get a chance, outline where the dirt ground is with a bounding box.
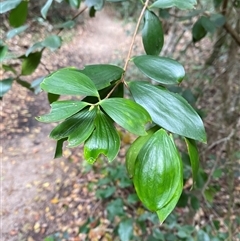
[1,6,240,241]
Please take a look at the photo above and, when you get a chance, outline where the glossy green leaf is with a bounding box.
[129,81,206,142]
[133,55,185,85]
[0,45,8,62]
[0,0,21,14]
[133,129,182,212]
[126,126,159,178]
[41,67,99,97]
[41,0,53,19]
[84,110,120,163]
[156,177,182,223]
[118,219,133,241]
[9,1,28,27]
[26,35,62,56]
[185,138,199,186]
[142,10,164,55]
[192,17,207,42]
[80,64,124,90]
[37,100,89,122]
[50,107,97,147]
[150,0,197,10]
[100,98,151,136]
[6,25,29,39]
[0,78,14,97]
[54,138,67,158]
[21,52,42,75]
[85,0,104,10]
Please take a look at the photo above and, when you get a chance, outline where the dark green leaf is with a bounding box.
[6,25,29,39]
[129,81,207,142]
[2,64,17,74]
[16,79,33,90]
[84,110,121,163]
[41,67,99,97]
[0,0,22,14]
[133,55,185,85]
[41,0,53,19]
[118,219,133,241]
[192,17,207,42]
[0,78,14,97]
[133,129,182,215]
[21,52,42,75]
[200,16,216,33]
[85,0,104,10]
[89,6,96,17]
[54,138,67,158]
[100,98,151,136]
[142,10,164,55]
[185,138,199,186]
[50,107,97,147]
[48,93,60,104]
[37,100,89,122]
[213,0,223,8]
[126,126,159,178]
[150,0,197,10]
[80,64,124,90]
[190,195,200,210]
[0,45,8,62]
[96,186,116,198]
[53,20,75,29]
[107,199,124,221]
[9,1,28,27]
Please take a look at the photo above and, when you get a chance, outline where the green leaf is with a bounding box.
[0,45,8,62]
[192,17,207,42]
[185,138,199,186]
[126,126,159,178]
[133,55,185,85]
[53,20,75,29]
[2,64,17,74]
[41,0,53,19]
[200,16,216,33]
[30,76,44,94]
[6,25,29,39]
[50,107,97,147]
[142,10,164,55]
[48,93,60,104]
[21,52,42,75]
[157,177,182,223]
[9,1,28,27]
[84,110,120,163]
[54,138,67,158]
[0,0,22,14]
[66,0,81,8]
[80,64,124,90]
[85,0,104,10]
[0,78,14,97]
[16,78,33,90]
[118,219,133,241]
[129,81,206,142]
[150,0,197,10]
[37,100,89,122]
[133,129,182,212]
[190,195,200,210]
[210,14,226,27]
[41,67,99,97]
[100,98,151,136]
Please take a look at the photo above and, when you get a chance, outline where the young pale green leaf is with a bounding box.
[9,1,28,27]
[133,55,185,85]
[156,178,182,223]
[126,126,159,178]
[50,107,97,147]
[100,98,151,136]
[184,138,199,186]
[42,35,62,51]
[6,25,29,39]
[0,0,22,14]
[41,68,99,97]
[21,52,42,75]
[84,110,120,163]
[0,78,14,97]
[192,17,207,43]
[142,10,164,56]
[37,101,89,122]
[133,129,182,211]
[85,0,104,10]
[80,64,124,90]
[41,0,53,19]
[150,0,197,10]
[129,81,206,143]
[54,138,67,158]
